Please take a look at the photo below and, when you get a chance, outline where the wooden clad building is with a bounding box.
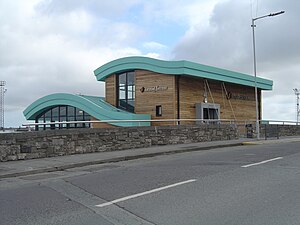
[24,56,272,129]
[95,56,272,126]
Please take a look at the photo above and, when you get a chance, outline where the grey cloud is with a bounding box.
[173,0,253,73]
[173,0,300,73]
[173,0,300,121]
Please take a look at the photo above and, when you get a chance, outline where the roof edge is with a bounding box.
[23,93,150,127]
[94,56,273,90]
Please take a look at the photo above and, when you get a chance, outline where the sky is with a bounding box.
[1,0,299,127]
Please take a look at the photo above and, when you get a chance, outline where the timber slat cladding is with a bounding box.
[104,69,261,126]
[105,74,116,106]
[179,76,258,122]
[135,70,177,126]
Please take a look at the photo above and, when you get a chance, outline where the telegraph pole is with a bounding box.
[294,88,300,125]
[0,81,6,129]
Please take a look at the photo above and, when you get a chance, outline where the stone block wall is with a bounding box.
[0,124,238,162]
[260,124,300,138]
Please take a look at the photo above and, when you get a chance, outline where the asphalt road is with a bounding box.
[1,141,300,225]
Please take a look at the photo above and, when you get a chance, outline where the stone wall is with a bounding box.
[244,124,300,138]
[261,124,300,138]
[0,124,237,162]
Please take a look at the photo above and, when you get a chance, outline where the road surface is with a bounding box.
[1,141,300,224]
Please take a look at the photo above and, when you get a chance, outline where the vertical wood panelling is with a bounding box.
[179,76,257,123]
[105,74,116,106]
[104,70,260,127]
[135,70,176,126]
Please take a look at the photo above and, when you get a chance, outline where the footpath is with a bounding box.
[1,137,300,179]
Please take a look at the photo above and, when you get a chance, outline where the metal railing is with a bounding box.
[23,118,239,127]
[20,119,300,139]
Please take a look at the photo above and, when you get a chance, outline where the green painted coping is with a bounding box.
[23,93,151,127]
[94,56,273,90]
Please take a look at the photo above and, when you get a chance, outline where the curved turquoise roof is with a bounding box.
[94,56,273,90]
[23,93,150,127]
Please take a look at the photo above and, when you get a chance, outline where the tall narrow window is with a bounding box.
[117,71,135,112]
[156,105,162,117]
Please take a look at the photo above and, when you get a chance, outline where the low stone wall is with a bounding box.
[261,124,300,138]
[245,124,300,138]
[0,124,238,162]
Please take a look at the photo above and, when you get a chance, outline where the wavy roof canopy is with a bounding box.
[23,93,150,127]
[94,56,273,90]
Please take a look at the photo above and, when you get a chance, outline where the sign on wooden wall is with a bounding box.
[140,86,168,93]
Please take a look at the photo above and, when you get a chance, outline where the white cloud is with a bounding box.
[144,53,161,59]
[140,0,220,27]
[0,0,146,127]
[143,41,167,50]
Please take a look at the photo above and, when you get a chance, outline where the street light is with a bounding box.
[0,81,6,130]
[294,88,300,125]
[251,10,285,139]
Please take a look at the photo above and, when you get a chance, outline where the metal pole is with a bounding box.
[251,11,284,139]
[297,92,300,125]
[294,88,300,125]
[251,19,260,140]
[0,81,6,130]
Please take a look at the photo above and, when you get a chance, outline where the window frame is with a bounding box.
[116,71,135,113]
[35,105,91,130]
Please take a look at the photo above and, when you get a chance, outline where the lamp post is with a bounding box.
[294,88,300,125]
[0,81,6,130]
[251,10,284,139]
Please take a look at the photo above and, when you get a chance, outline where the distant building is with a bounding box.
[23,56,272,130]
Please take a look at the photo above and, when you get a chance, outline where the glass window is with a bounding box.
[34,105,91,131]
[127,72,134,85]
[117,71,135,112]
[75,108,84,121]
[60,116,67,122]
[45,117,51,123]
[45,110,51,119]
[67,106,75,118]
[156,105,162,117]
[68,116,75,122]
[51,107,59,121]
[60,106,67,116]
[128,86,133,99]
[83,112,91,121]
[128,100,134,108]
[119,87,126,100]
[119,73,126,85]
[52,107,59,117]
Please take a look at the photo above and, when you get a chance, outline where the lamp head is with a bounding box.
[269,11,285,17]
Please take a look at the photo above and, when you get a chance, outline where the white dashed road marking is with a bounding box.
[242,157,283,168]
[95,179,196,208]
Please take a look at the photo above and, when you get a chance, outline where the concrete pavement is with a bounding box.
[1,136,300,179]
